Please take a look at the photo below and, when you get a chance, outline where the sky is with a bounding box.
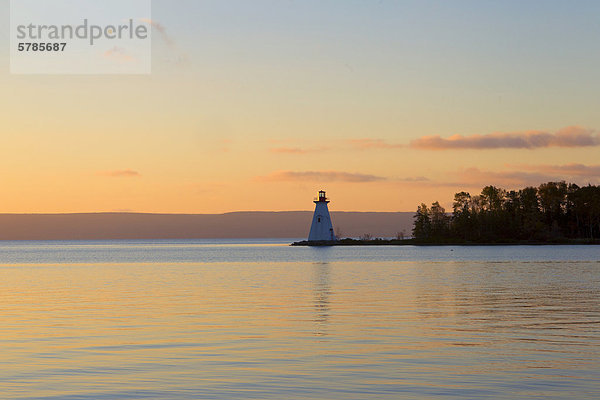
[1,0,599,213]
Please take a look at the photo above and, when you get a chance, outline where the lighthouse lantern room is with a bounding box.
[308,190,335,242]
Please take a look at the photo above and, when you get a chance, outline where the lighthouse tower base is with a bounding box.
[308,191,336,242]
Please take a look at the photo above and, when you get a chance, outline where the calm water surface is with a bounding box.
[0,240,599,399]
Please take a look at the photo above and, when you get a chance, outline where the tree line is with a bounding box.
[413,182,600,243]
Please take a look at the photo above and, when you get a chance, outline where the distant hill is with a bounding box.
[0,212,414,241]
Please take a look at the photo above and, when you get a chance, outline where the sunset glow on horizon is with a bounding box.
[2,0,600,214]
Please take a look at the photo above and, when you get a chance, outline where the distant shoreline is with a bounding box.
[0,212,413,241]
[291,238,600,246]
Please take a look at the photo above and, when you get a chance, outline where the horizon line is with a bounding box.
[0,210,416,216]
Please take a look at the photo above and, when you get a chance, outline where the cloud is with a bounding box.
[140,18,174,47]
[219,139,232,153]
[514,164,600,179]
[270,147,307,154]
[269,146,330,154]
[102,170,141,178]
[397,176,430,182]
[454,165,600,188]
[394,176,468,188]
[349,139,404,150]
[410,126,599,150]
[103,46,135,63]
[457,168,554,187]
[518,163,600,176]
[257,170,387,183]
[140,18,189,65]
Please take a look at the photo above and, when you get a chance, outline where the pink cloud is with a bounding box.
[395,176,430,182]
[514,163,600,179]
[140,18,174,47]
[349,139,404,150]
[455,164,600,188]
[410,126,599,150]
[269,146,330,154]
[257,170,386,183]
[458,168,554,187]
[140,18,188,65]
[102,170,141,178]
[103,47,135,63]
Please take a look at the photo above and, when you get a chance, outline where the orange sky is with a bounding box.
[1,1,600,214]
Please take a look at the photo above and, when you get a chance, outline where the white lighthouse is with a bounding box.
[308,190,336,242]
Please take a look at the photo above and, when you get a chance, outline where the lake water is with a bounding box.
[1,240,599,399]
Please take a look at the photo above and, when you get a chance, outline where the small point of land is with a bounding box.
[291,238,600,246]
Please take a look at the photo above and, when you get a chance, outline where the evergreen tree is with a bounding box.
[412,181,600,243]
[412,203,431,240]
[452,192,471,240]
[430,201,450,238]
